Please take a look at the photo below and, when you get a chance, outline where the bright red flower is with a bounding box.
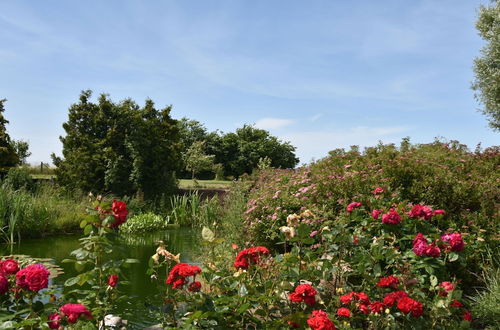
[233,246,270,269]
[377,275,399,289]
[48,313,61,329]
[346,202,362,212]
[383,291,408,307]
[438,281,454,297]
[340,292,355,305]
[60,303,93,323]
[433,209,445,216]
[336,307,351,317]
[381,209,401,225]
[450,300,463,308]
[371,209,382,220]
[110,200,128,228]
[408,204,433,220]
[369,301,385,314]
[108,274,119,287]
[166,263,202,289]
[16,264,50,292]
[0,275,8,294]
[2,259,19,275]
[188,281,202,292]
[441,232,465,252]
[289,284,317,306]
[424,244,441,258]
[356,292,370,304]
[463,311,472,321]
[307,310,336,330]
[397,297,423,317]
[358,303,370,314]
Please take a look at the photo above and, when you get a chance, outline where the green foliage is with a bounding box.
[244,140,499,249]
[10,140,31,165]
[0,99,19,173]
[184,141,215,179]
[3,167,34,191]
[120,212,169,233]
[472,0,500,130]
[53,91,182,199]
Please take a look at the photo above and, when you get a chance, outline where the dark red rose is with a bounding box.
[188,281,202,292]
[397,297,423,317]
[60,303,93,323]
[336,307,351,317]
[16,264,50,292]
[381,209,402,225]
[2,259,19,275]
[307,310,336,330]
[288,284,317,306]
[108,274,119,287]
[0,275,8,294]
[110,200,128,227]
[48,313,61,329]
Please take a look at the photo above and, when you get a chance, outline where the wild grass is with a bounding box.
[470,267,500,329]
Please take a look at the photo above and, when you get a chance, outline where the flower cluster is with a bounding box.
[289,283,317,306]
[48,303,93,328]
[412,233,441,257]
[307,310,336,330]
[376,275,399,289]
[16,264,50,292]
[166,263,202,290]
[346,202,362,213]
[441,232,465,252]
[233,246,270,269]
[381,208,402,225]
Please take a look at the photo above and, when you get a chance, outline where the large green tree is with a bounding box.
[53,91,181,198]
[472,0,500,130]
[0,99,20,173]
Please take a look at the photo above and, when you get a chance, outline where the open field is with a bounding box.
[178,179,232,189]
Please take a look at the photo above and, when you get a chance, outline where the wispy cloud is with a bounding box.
[255,117,295,130]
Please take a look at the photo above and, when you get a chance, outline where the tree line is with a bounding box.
[0,91,299,199]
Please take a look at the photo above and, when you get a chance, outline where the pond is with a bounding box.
[1,228,198,329]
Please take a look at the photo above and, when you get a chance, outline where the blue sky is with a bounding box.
[1,0,498,165]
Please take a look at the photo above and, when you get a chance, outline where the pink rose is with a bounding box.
[381,208,401,225]
[60,304,93,323]
[346,202,362,212]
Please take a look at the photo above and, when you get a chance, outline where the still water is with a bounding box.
[1,228,198,329]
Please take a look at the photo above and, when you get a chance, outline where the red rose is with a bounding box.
[424,244,441,258]
[346,202,362,213]
[450,300,463,308]
[233,246,270,269]
[381,209,401,225]
[463,311,472,321]
[16,264,50,292]
[383,291,408,307]
[166,263,202,290]
[433,209,445,216]
[2,259,19,275]
[0,275,8,294]
[438,281,454,296]
[188,281,202,292]
[108,274,119,287]
[358,303,370,314]
[289,284,317,306]
[110,200,128,228]
[340,292,355,305]
[441,232,465,252]
[377,275,399,289]
[369,301,385,314]
[408,204,433,220]
[60,303,93,323]
[48,313,62,329]
[307,310,336,330]
[371,209,382,220]
[337,307,351,317]
[373,187,384,195]
[397,297,423,317]
[356,292,370,304]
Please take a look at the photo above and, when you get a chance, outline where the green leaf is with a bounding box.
[430,275,438,287]
[75,261,86,272]
[65,277,79,287]
[239,284,248,296]
[80,220,87,228]
[83,224,93,235]
[448,252,459,262]
[202,226,215,242]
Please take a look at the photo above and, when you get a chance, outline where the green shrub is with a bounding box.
[3,167,34,191]
[120,212,169,233]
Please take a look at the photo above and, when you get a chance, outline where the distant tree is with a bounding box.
[472,0,500,130]
[0,99,20,173]
[184,141,215,179]
[219,125,299,178]
[53,91,181,198]
[177,117,209,149]
[11,140,31,165]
